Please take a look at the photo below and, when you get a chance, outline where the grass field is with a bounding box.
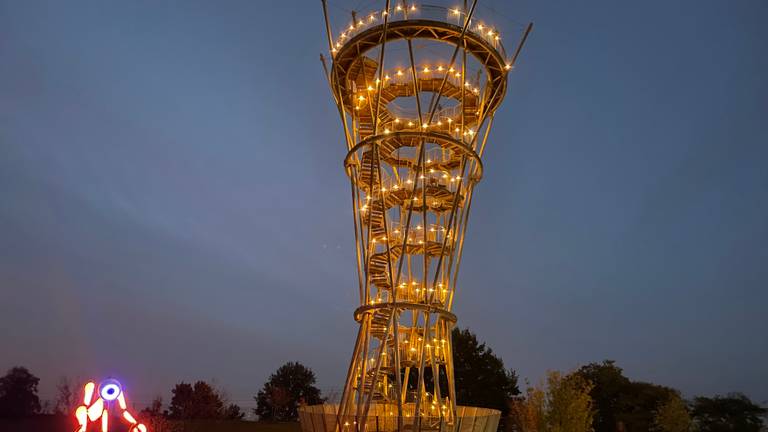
[0,415,303,432]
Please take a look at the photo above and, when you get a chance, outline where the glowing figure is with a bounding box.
[74,379,147,432]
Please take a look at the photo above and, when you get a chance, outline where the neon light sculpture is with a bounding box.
[74,379,147,432]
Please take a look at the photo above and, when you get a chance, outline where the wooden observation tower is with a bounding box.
[301,2,532,431]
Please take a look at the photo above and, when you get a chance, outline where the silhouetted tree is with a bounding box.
[168,381,224,420]
[509,371,594,432]
[452,327,520,420]
[574,360,629,432]
[691,393,766,432]
[140,397,178,432]
[545,371,595,432]
[616,381,677,432]
[652,393,691,432]
[54,376,78,415]
[223,403,245,420]
[509,383,546,432]
[255,362,323,421]
[575,361,678,432]
[0,366,41,418]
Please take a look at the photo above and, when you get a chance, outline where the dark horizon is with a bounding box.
[1,0,766,412]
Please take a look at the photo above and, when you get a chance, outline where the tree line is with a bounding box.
[1,328,765,432]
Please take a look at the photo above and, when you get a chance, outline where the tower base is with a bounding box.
[299,404,500,432]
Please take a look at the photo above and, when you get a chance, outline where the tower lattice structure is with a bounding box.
[318,2,531,431]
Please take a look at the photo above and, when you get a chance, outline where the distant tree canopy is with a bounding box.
[691,393,767,432]
[545,371,595,432]
[574,360,678,432]
[509,384,546,432]
[167,380,242,420]
[574,360,629,432]
[652,393,691,432]
[54,376,78,415]
[0,366,41,418]
[509,371,594,432]
[452,327,520,418]
[140,397,178,432]
[255,362,323,421]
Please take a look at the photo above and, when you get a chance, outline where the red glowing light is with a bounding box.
[74,379,147,432]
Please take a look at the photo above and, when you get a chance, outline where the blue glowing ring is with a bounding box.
[99,379,122,401]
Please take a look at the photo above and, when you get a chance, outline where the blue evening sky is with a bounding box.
[1,0,766,410]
